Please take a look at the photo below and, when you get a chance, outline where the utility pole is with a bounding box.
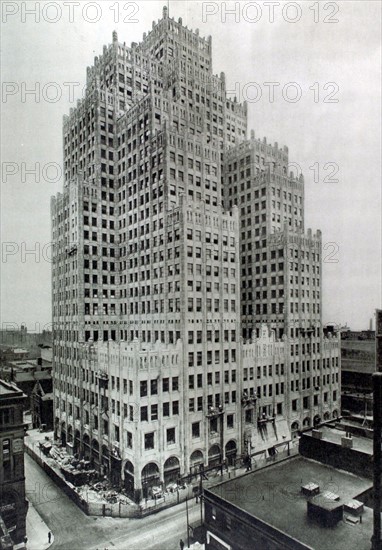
[185,495,190,548]
[199,464,206,525]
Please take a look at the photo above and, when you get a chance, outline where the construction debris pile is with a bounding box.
[76,480,133,505]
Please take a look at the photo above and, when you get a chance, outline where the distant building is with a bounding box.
[0,327,52,360]
[0,349,29,364]
[39,346,53,366]
[341,329,375,341]
[341,332,375,416]
[0,354,53,414]
[0,326,28,347]
[0,380,28,549]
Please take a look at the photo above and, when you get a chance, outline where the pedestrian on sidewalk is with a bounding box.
[48,532,52,543]
[179,538,184,550]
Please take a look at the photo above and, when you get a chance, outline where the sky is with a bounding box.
[1,0,381,332]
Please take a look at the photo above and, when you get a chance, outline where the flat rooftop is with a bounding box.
[0,379,24,396]
[304,425,373,455]
[8,360,38,367]
[208,456,373,550]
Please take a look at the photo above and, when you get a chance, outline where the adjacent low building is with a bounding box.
[0,354,53,414]
[204,454,373,550]
[0,380,28,549]
[299,422,373,480]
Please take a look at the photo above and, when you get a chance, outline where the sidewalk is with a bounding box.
[26,500,54,550]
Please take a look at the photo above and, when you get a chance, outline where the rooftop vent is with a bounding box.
[301,482,320,497]
[344,499,364,516]
[307,499,343,527]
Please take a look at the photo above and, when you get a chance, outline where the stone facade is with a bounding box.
[51,7,340,499]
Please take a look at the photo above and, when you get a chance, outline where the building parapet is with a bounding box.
[83,338,183,374]
[174,195,239,229]
[242,324,286,360]
[269,227,322,248]
[225,133,289,161]
[138,7,212,54]
[322,334,341,352]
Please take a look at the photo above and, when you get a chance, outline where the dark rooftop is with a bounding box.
[208,456,373,550]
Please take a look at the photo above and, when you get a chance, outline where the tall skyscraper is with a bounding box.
[51,7,340,500]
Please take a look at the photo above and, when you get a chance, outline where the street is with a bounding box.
[25,454,200,550]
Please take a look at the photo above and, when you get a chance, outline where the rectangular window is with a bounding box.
[144,432,154,450]
[192,422,200,438]
[167,427,176,445]
[151,404,158,420]
[141,406,148,421]
[227,414,234,428]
